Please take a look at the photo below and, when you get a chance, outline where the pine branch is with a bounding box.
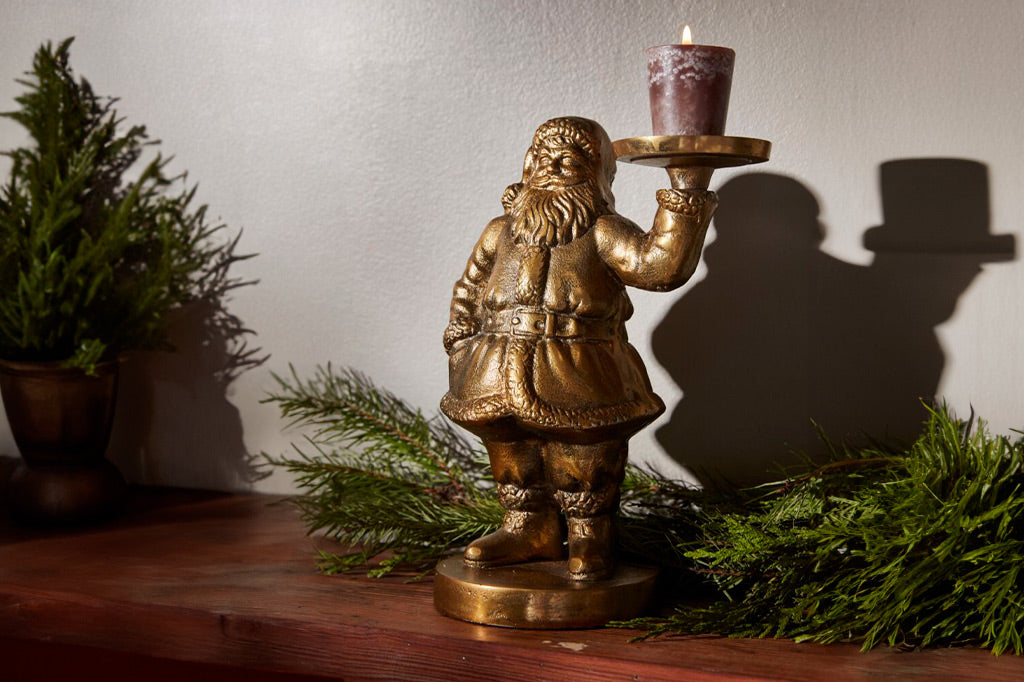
[263,366,502,575]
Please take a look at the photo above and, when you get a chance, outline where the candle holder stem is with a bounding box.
[667,166,713,190]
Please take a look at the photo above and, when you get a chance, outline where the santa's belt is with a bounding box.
[483,307,616,340]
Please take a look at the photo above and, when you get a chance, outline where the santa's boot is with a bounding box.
[565,513,615,581]
[555,485,618,581]
[463,484,563,568]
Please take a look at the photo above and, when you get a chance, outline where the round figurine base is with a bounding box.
[433,556,659,629]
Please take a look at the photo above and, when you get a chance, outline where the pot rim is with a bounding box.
[0,357,120,378]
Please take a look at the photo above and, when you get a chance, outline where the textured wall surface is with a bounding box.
[1,0,1022,491]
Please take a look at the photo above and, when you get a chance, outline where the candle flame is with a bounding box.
[681,25,693,45]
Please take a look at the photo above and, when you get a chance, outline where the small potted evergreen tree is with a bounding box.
[0,39,251,523]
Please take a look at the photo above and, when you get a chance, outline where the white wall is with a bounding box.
[1,0,1021,491]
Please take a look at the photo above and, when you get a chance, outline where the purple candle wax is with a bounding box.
[646,42,734,136]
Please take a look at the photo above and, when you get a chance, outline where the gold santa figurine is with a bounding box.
[441,117,717,581]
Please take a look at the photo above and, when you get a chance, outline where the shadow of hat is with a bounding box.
[862,159,1015,261]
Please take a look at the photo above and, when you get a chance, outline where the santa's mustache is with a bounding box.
[510,181,604,247]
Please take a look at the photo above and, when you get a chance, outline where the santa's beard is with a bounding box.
[509,180,605,246]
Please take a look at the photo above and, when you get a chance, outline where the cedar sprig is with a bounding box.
[617,404,1024,654]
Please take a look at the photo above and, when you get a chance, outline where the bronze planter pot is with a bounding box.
[0,358,126,524]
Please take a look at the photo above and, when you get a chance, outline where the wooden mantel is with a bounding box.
[1,484,1022,681]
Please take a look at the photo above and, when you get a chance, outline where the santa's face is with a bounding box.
[509,143,603,248]
[523,142,590,191]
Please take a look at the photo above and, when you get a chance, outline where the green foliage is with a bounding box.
[0,38,251,370]
[264,365,1024,653]
[616,464,711,572]
[263,365,503,576]
[622,404,1024,654]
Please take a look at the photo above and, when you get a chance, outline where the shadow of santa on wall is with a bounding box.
[653,159,1015,487]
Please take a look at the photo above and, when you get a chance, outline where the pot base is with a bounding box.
[7,459,127,525]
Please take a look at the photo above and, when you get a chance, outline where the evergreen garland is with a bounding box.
[265,364,1024,654]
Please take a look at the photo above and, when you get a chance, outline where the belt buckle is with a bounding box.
[509,308,562,338]
[510,307,539,337]
[507,307,573,337]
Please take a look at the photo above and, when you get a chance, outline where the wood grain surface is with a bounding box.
[1,481,1022,681]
